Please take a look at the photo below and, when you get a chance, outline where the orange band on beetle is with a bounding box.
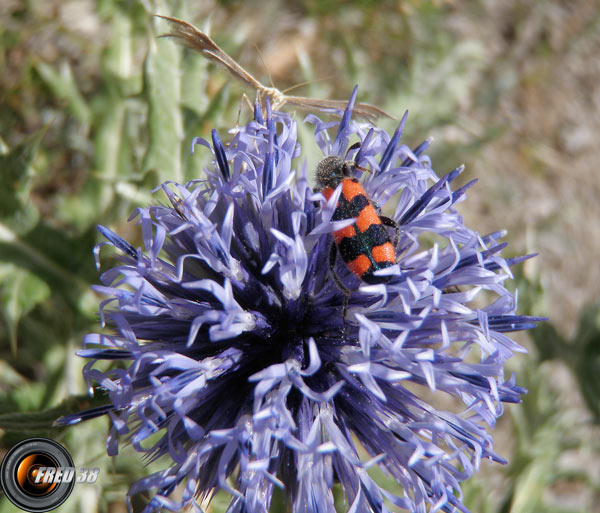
[356,204,381,232]
[322,187,334,201]
[346,254,371,278]
[341,180,366,201]
[333,224,356,244]
[371,242,395,263]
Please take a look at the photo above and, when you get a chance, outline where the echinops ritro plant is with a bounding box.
[59,87,543,513]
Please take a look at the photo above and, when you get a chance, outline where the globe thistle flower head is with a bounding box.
[60,86,543,513]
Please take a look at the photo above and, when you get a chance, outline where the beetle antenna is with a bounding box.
[345,142,361,159]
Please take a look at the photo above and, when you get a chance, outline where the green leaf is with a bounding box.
[180,46,209,115]
[530,322,565,362]
[509,459,555,513]
[142,15,184,183]
[0,360,27,389]
[0,264,50,355]
[35,61,92,126]
[0,129,43,189]
[0,392,110,433]
[57,9,144,231]
[183,82,230,181]
[0,129,44,235]
[572,303,600,422]
[101,12,141,92]
[58,96,126,230]
[0,221,96,307]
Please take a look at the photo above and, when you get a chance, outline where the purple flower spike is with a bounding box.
[59,91,543,513]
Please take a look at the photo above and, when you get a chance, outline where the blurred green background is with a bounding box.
[1,0,599,512]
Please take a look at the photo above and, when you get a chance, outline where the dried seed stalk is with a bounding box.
[157,15,393,122]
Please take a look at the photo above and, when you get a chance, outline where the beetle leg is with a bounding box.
[380,215,400,251]
[329,243,350,329]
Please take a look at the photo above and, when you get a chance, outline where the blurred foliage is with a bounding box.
[530,303,600,424]
[1,0,599,512]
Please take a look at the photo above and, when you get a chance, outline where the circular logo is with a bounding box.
[0,438,75,512]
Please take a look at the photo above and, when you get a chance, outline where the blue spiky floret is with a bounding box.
[58,86,544,513]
